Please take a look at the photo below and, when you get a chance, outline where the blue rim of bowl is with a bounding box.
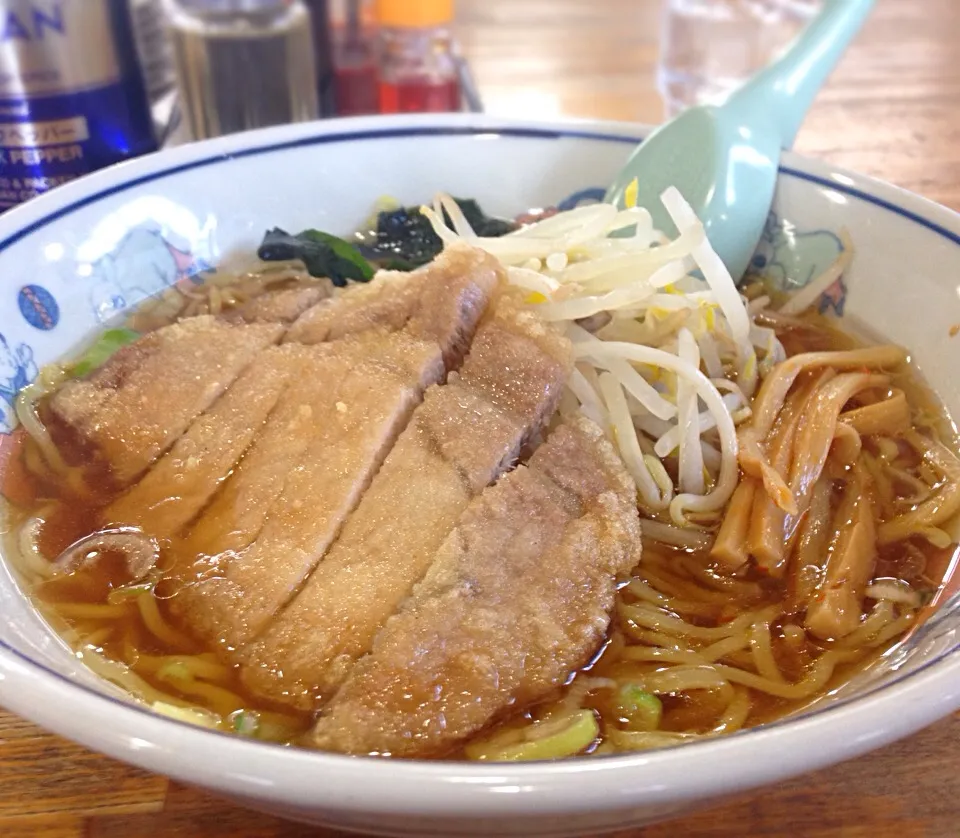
[0,121,959,768]
[1,124,959,250]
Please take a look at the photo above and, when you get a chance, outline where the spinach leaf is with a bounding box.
[452,198,518,238]
[366,206,440,268]
[366,197,517,268]
[258,228,374,287]
[70,328,140,378]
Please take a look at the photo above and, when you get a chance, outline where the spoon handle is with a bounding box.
[729,0,876,148]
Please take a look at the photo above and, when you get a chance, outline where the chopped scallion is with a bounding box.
[614,684,662,732]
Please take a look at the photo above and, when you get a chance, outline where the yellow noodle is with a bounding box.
[624,578,667,605]
[781,623,806,650]
[629,628,696,652]
[712,688,752,734]
[712,653,838,699]
[618,646,703,666]
[880,433,960,543]
[642,667,734,701]
[607,729,703,751]
[80,650,199,711]
[620,602,755,640]
[675,555,765,599]
[136,594,196,650]
[721,648,758,671]
[699,634,752,662]
[749,620,787,683]
[884,464,933,505]
[639,564,743,605]
[918,461,940,488]
[131,652,232,683]
[558,677,617,715]
[466,711,599,761]
[602,661,663,683]
[875,436,900,462]
[78,626,115,649]
[865,612,917,648]
[865,579,922,608]
[638,565,721,602]
[157,673,245,717]
[623,579,719,619]
[56,602,132,620]
[830,601,895,649]
[5,259,940,756]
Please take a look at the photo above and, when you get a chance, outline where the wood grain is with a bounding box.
[3,0,959,835]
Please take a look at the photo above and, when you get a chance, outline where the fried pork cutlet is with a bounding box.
[311,417,641,758]
[47,316,283,486]
[167,331,443,648]
[226,285,331,325]
[162,247,503,649]
[286,242,500,367]
[239,298,572,710]
[100,343,310,538]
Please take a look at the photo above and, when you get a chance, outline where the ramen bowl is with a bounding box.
[0,114,959,837]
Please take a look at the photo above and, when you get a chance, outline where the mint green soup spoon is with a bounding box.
[606,0,875,281]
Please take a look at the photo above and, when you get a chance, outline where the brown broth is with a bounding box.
[2,294,957,757]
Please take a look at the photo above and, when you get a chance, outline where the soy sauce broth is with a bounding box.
[1,294,957,757]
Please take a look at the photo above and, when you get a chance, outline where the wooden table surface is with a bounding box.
[3,0,960,835]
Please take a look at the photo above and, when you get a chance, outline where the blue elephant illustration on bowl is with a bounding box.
[86,225,209,324]
[747,211,848,315]
[0,334,37,433]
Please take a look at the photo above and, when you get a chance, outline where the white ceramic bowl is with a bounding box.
[1,114,959,837]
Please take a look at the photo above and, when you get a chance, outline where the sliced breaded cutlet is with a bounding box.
[167,331,444,649]
[100,343,311,539]
[238,297,573,710]
[286,243,501,366]
[46,246,498,492]
[226,285,332,325]
[163,247,504,650]
[310,418,641,758]
[46,316,283,486]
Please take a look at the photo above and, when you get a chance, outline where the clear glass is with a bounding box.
[166,0,319,140]
[657,0,823,117]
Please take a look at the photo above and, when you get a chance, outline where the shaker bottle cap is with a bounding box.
[375,0,454,28]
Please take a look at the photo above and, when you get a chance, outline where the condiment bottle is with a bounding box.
[328,0,378,116]
[374,0,460,114]
[166,0,320,141]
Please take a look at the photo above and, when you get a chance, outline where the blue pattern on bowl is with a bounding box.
[18,285,60,331]
[85,225,209,325]
[0,335,36,430]
[747,210,848,314]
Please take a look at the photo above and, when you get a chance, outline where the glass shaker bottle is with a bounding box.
[166,0,320,140]
[375,0,460,113]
